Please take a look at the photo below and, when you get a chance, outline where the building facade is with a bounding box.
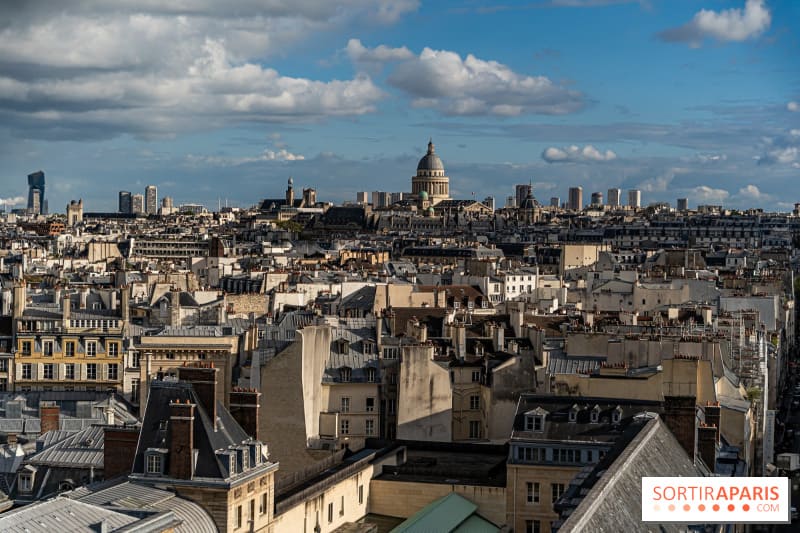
[411,140,450,204]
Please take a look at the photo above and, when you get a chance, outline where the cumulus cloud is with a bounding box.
[346,39,414,71]
[658,0,771,47]
[386,47,584,116]
[789,101,800,112]
[737,184,768,200]
[0,2,413,139]
[0,196,26,207]
[541,144,616,163]
[692,153,728,164]
[689,185,730,203]
[187,145,305,166]
[757,128,800,166]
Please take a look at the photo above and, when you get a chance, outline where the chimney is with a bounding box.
[229,388,261,440]
[121,286,130,323]
[453,323,466,360]
[63,292,71,328]
[171,289,181,327]
[177,365,219,423]
[12,281,26,319]
[169,400,195,480]
[39,403,60,434]
[110,290,117,311]
[697,424,717,472]
[7,433,17,447]
[103,426,139,479]
[493,324,505,352]
[704,401,721,443]
[79,287,89,309]
[663,395,697,459]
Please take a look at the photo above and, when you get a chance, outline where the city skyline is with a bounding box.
[0,1,797,211]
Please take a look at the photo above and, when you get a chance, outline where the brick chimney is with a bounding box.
[62,292,71,329]
[663,395,697,459]
[40,403,60,434]
[177,364,218,423]
[229,388,261,440]
[704,401,721,444]
[697,424,717,472]
[103,426,139,479]
[121,286,130,323]
[169,399,195,480]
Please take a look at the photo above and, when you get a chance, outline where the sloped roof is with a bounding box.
[390,492,498,533]
[27,425,106,468]
[0,497,139,532]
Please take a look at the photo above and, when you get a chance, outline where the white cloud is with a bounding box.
[346,39,414,70]
[386,47,584,116]
[541,144,616,163]
[187,147,305,166]
[0,196,25,207]
[693,153,727,164]
[689,185,730,203]
[789,101,800,112]
[757,129,800,166]
[737,184,768,200]
[659,0,771,47]
[0,3,412,139]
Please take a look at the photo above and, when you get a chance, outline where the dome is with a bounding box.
[419,191,429,200]
[417,139,445,171]
[427,206,435,215]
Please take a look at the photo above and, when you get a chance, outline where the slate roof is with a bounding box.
[340,286,376,313]
[0,496,139,532]
[132,380,253,479]
[27,425,106,468]
[554,416,703,532]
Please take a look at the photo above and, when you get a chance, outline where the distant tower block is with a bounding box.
[591,192,603,206]
[607,188,621,207]
[568,187,583,211]
[27,170,45,215]
[628,189,641,208]
[677,198,688,211]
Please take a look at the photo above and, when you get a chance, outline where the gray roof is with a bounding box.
[0,496,139,532]
[28,425,106,468]
[322,317,379,382]
[417,140,445,171]
[556,416,702,532]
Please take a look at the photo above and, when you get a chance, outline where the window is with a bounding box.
[590,408,600,423]
[340,419,349,435]
[87,363,97,380]
[382,347,398,359]
[86,341,97,357]
[366,397,375,412]
[527,482,540,503]
[65,364,75,380]
[365,419,374,435]
[260,492,268,515]
[19,474,32,493]
[569,407,578,422]
[43,364,53,379]
[359,484,364,505]
[469,395,480,410]
[131,352,140,368]
[526,520,541,533]
[21,341,31,356]
[108,343,119,357]
[22,364,32,380]
[517,446,544,462]
[249,499,255,522]
[339,367,351,382]
[131,379,140,402]
[552,483,565,503]
[526,415,544,431]
[366,367,376,382]
[108,363,118,380]
[341,397,350,413]
[328,502,333,523]
[471,370,480,382]
[388,399,396,415]
[43,341,53,356]
[340,495,345,516]
[65,342,75,357]
[612,408,622,423]
[237,505,243,529]
[469,420,480,439]
[146,454,162,474]
[0,359,6,372]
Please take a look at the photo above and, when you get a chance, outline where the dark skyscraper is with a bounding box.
[27,170,45,215]
[119,191,132,214]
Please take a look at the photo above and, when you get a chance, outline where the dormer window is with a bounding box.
[612,406,622,424]
[590,406,601,424]
[336,338,349,355]
[145,449,166,476]
[366,367,376,382]
[339,367,351,382]
[18,472,34,493]
[524,407,547,432]
[569,405,579,423]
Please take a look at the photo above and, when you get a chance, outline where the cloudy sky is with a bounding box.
[0,0,798,212]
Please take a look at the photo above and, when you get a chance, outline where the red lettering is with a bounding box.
[678,486,687,500]
[770,486,779,500]
[752,487,763,500]
[653,487,662,501]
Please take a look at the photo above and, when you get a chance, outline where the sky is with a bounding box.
[0,0,798,212]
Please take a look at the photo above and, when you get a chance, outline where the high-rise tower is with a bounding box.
[27,171,45,215]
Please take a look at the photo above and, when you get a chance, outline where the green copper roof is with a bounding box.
[390,493,499,533]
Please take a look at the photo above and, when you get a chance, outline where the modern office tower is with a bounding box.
[371,191,392,208]
[677,198,688,211]
[356,192,369,204]
[145,185,158,215]
[390,192,405,204]
[568,187,583,211]
[550,197,560,208]
[483,196,495,211]
[132,193,145,214]
[628,189,641,208]
[119,191,132,214]
[162,196,174,209]
[607,188,622,207]
[27,170,45,215]
[591,192,604,206]
[515,184,532,208]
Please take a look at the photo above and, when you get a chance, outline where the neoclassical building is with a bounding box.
[411,139,450,204]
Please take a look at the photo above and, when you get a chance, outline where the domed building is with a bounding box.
[412,139,450,204]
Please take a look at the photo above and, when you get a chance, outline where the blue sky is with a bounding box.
[0,0,798,211]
